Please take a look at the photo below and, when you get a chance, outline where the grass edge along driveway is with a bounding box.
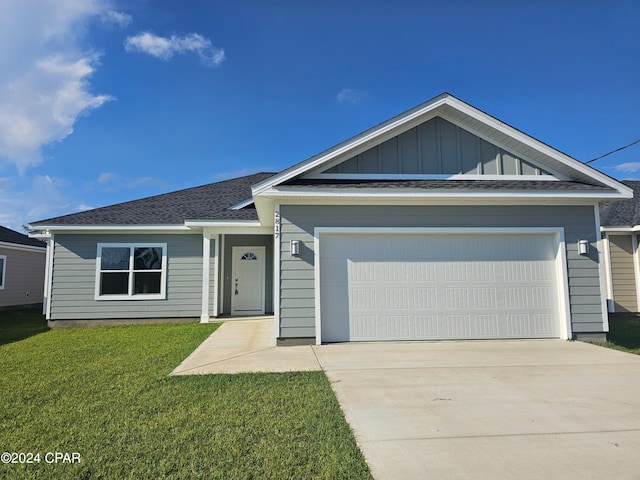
[0,311,371,480]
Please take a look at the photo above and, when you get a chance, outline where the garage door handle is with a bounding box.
[235,279,238,295]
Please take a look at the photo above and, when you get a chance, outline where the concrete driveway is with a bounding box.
[314,340,640,480]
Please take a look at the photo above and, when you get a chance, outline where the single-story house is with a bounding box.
[28,93,632,343]
[0,226,46,309]
[600,181,640,312]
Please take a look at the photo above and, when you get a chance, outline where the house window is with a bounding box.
[96,244,166,300]
[0,255,5,289]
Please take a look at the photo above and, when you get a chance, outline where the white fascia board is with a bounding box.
[443,97,633,196]
[27,224,191,234]
[227,198,255,210]
[28,232,51,240]
[600,226,640,233]
[0,241,46,253]
[184,220,271,235]
[261,187,630,202]
[184,220,263,228]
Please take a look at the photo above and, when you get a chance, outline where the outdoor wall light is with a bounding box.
[578,240,589,256]
[290,240,301,256]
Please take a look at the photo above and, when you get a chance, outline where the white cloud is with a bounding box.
[0,0,115,172]
[97,172,117,184]
[101,10,132,28]
[337,88,368,105]
[124,32,225,66]
[614,162,640,173]
[0,175,77,231]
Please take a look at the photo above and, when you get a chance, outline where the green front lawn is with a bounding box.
[604,313,640,355]
[0,310,371,479]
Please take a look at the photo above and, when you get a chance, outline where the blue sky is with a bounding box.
[1,0,639,232]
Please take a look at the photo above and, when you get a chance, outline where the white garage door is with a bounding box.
[319,232,562,342]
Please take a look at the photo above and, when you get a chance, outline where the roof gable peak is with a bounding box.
[251,93,630,197]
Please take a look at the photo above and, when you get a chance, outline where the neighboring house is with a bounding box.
[28,93,632,343]
[0,226,46,309]
[600,181,640,313]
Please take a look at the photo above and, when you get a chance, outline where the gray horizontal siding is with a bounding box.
[0,247,45,308]
[50,234,204,320]
[279,204,602,339]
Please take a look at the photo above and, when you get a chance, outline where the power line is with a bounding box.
[585,138,640,164]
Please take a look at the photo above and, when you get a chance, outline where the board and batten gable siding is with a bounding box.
[322,117,548,176]
[279,204,602,339]
[49,234,207,320]
[0,246,45,308]
[608,234,638,312]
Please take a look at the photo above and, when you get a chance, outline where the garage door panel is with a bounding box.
[321,232,562,342]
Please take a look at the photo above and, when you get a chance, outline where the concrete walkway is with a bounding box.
[171,318,321,374]
[171,318,640,479]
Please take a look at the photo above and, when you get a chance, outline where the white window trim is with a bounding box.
[0,255,6,290]
[95,243,167,301]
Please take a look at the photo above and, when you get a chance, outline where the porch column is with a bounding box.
[212,234,220,317]
[200,232,211,323]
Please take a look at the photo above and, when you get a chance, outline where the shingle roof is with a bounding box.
[0,226,46,248]
[30,172,276,226]
[600,181,640,227]
[282,179,615,191]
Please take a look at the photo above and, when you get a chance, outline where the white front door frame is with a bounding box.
[231,245,266,316]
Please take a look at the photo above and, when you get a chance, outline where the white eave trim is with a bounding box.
[260,187,628,201]
[27,220,270,235]
[185,220,271,235]
[227,198,255,210]
[601,226,640,233]
[184,220,262,228]
[26,224,192,234]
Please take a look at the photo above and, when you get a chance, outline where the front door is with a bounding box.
[231,246,266,316]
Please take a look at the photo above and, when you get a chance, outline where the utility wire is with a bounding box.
[585,138,640,164]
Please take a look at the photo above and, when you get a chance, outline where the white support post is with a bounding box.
[200,232,211,323]
[273,205,281,339]
[212,234,220,317]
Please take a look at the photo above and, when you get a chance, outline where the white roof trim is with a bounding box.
[184,220,262,227]
[27,224,191,233]
[251,93,632,199]
[227,198,255,210]
[261,187,626,201]
[28,221,268,234]
[601,226,640,232]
